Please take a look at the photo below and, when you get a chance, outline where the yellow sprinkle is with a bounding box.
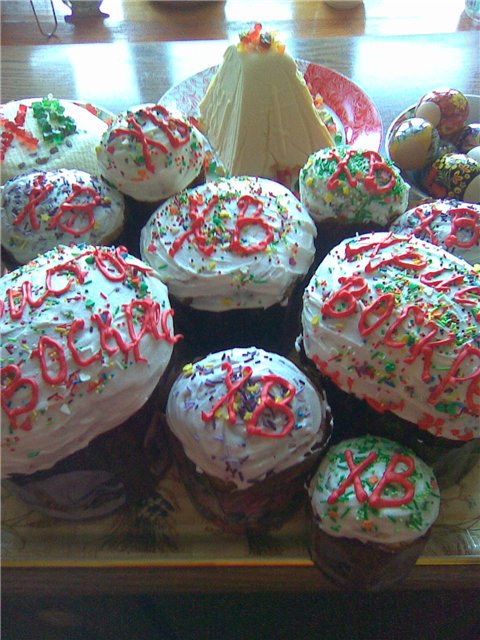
[208,261,216,270]
[324,193,333,203]
[312,315,319,326]
[306,177,314,187]
[342,186,350,196]
[182,363,194,376]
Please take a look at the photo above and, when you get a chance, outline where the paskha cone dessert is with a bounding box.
[300,231,480,485]
[198,23,333,186]
[165,347,332,534]
[140,176,317,354]
[1,169,125,266]
[307,435,441,591]
[0,95,107,184]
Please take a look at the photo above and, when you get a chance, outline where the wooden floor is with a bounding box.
[1,0,478,47]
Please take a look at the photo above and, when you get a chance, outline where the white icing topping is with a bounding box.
[1,244,178,477]
[96,103,206,202]
[140,176,316,311]
[299,145,409,225]
[0,98,107,184]
[301,231,480,441]
[1,169,125,264]
[390,199,480,266]
[166,347,331,490]
[308,435,440,544]
[198,34,333,180]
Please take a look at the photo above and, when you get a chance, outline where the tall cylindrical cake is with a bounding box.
[300,231,480,486]
[299,145,409,263]
[165,347,333,534]
[307,435,441,591]
[140,176,317,355]
[1,243,181,516]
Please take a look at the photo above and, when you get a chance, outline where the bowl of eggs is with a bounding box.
[386,89,480,204]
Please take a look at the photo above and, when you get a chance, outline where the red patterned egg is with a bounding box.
[421,153,480,203]
[415,88,469,138]
[388,117,439,171]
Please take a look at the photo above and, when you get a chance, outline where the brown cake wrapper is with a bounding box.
[306,501,431,591]
[165,421,331,535]
[4,371,176,521]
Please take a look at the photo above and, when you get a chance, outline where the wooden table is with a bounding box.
[1,31,480,596]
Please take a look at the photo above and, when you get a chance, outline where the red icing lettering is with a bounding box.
[48,183,102,237]
[365,249,427,273]
[169,194,274,257]
[404,322,456,383]
[6,282,48,320]
[444,207,480,249]
[201,362,253,424]
[327,449,377,504]
[30,336,68,385]
[322,275,368,318]
[420,268,465,291]
[383,304,425,348]
[13,174,54,230]
[170,194,219,257]
[201,362,296,438]
[368,453,415,508]
[326,150,396,194]
[358,293,395,337]
[229,195,274,255]
[344,233,404,261]
[1,364,38,431]
[246,374,295,438]
[428,344,480,413]
[453,286,480,320]
[67,319,102,367]
[0,104,39,161]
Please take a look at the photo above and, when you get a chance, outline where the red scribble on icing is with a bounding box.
[109,105,191,174]
[229,195,274,255]
[326,149,396,194]
[428,344,480,413]
[327,449,416,508]
[411,204,479,249]
[0,104,39,162]
[358,293,395,337]
[200,361,296,438]
[1,365,38,432]
[321,275,368,318]
[48,184,103,237]
[169,193,274,257]
[368,453,415,508]
[13,174,55,231]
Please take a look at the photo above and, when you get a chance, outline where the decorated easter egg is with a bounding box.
[467,146,480,163]
[415,88,469,138]
[457,123,480,153]
[421,153,480,203]
[388,117,439,172]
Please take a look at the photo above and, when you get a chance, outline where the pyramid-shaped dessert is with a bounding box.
[199,24,333,183]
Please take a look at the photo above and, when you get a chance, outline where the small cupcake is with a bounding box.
[1,169,125,267]
[140,176,317,355]
[1,243,181,480]
[96,103,206,253]
[299,145,409,261]
[299,231,480,485]
[165,347,333,534]
[389,199,480,266]
[307,435,441,591]
[0,95,107,184]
